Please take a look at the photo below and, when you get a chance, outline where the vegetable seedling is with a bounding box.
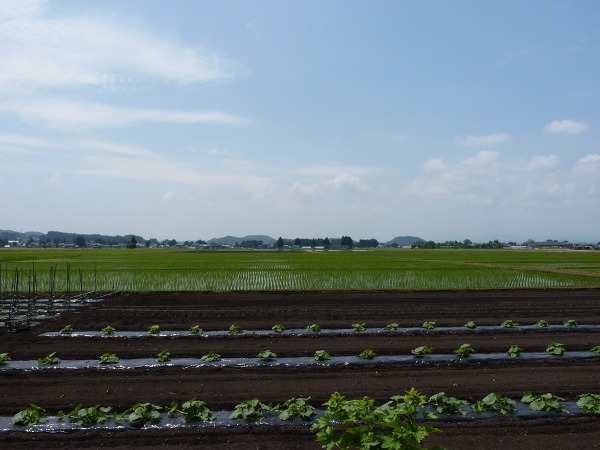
[230,398,271,421]
[166,398,215,422]
[313,350,331,361]
[58,405,112,426]
[274,397,316,421]
[464,321,477,329]
[98,353,120,364]
[507,344,523,357]
[428,392,468,415]
[147,325,160,335]
[454,344,474,358]
[501,320,519,328]
[546,342,565,356]
[590,345,600,353]
[101,326,115,335]
[357,348,377,360]
[59,325,73,334]
[189,325,203,334]
[271,324,285,333]
[156,350,171,363]
[383,323,399,331]
[306,324,321,332]
[471,393,516,415]
[12,404,48,426]
[577,393,600,415]
[422,321,436,330]
[521,392,566,412]
[563,319,578,327]
[351,322,366,332]
[535,320,550,328]
[201,352,221,362]
[228,324,244,335]
[257,349,277,361]
[38,352,60,365]
[411,345,433,357]
[0,353,10,365]
[118,402,163,426]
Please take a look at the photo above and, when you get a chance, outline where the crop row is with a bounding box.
[3,391,600,449]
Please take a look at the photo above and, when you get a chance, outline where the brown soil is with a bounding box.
[1,289,600,449]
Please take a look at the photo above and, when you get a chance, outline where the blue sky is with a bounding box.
[1,0,599,243]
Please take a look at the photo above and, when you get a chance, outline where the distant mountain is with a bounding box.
[386,236,425,247]
[208,235,276,246]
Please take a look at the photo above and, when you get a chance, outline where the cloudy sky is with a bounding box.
[1,0,599,243]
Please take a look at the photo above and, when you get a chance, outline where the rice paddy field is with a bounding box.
[1,247,599,293]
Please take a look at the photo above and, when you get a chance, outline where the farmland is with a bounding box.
[1,247,599,292]
[1,249,599,448]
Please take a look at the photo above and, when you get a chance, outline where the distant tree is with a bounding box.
[340,236,353,248]
[275,237,284,249]
[463,239,472,246]
[391,242,399,248]
[126,235,137,249]
[323,237,331,250]
[294,238,302,247]
[74,235,86,248]
[358,238,379,248]
[311,239,316,249]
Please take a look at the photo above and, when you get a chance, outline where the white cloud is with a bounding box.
[289,173,370,197]
[0,0,233,93]
[0,98,251,130]
[461,150,498,168]
[527,154,559,171]
[456,133,511,146]
[0,131,59,148]
[325,173,370,192]
[423,158,445,172]
[573,154,600,173]
[543,119,589,134]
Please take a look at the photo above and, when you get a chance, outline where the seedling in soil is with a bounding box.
[12,404,48,426]
[201,352,221,362]
[257,349,277,361]
[228,324,244,335]
[58,405,113,426]
[521,392,566,412]
[0,353,10,365]
[351,322,366,332]
[189,325,203,334]
[313,350,331,361]
[147,325,160,335]
[306,324,321,332]
[383,323,399,331]
[357,348,377,360]
[563,319,578,327]
[38,352,60,365]
[590,345,600,353]
[98,353,120,364]
[454,344,474,358]
[546,342,565,356]
[422,321,436,330]
[118,402,163,426]
[156,350,171,363]
[428,392,468,415]
[471,393,516,415]
[230,398,271,421]
[411,345,433,357]
[101,326,115,335]
[271,324,285,333]
[59,325,73,334]
[166,398,215,422]
[507,344,523,357]
[274,397,316,421]
[464,321,477,329]
[577,393,600,415]
[501,320,519,328]
[535,320,550,328]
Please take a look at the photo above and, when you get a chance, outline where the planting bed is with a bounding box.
[1,288,599,449]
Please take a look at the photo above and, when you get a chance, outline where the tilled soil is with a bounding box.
[1,289,599,449]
